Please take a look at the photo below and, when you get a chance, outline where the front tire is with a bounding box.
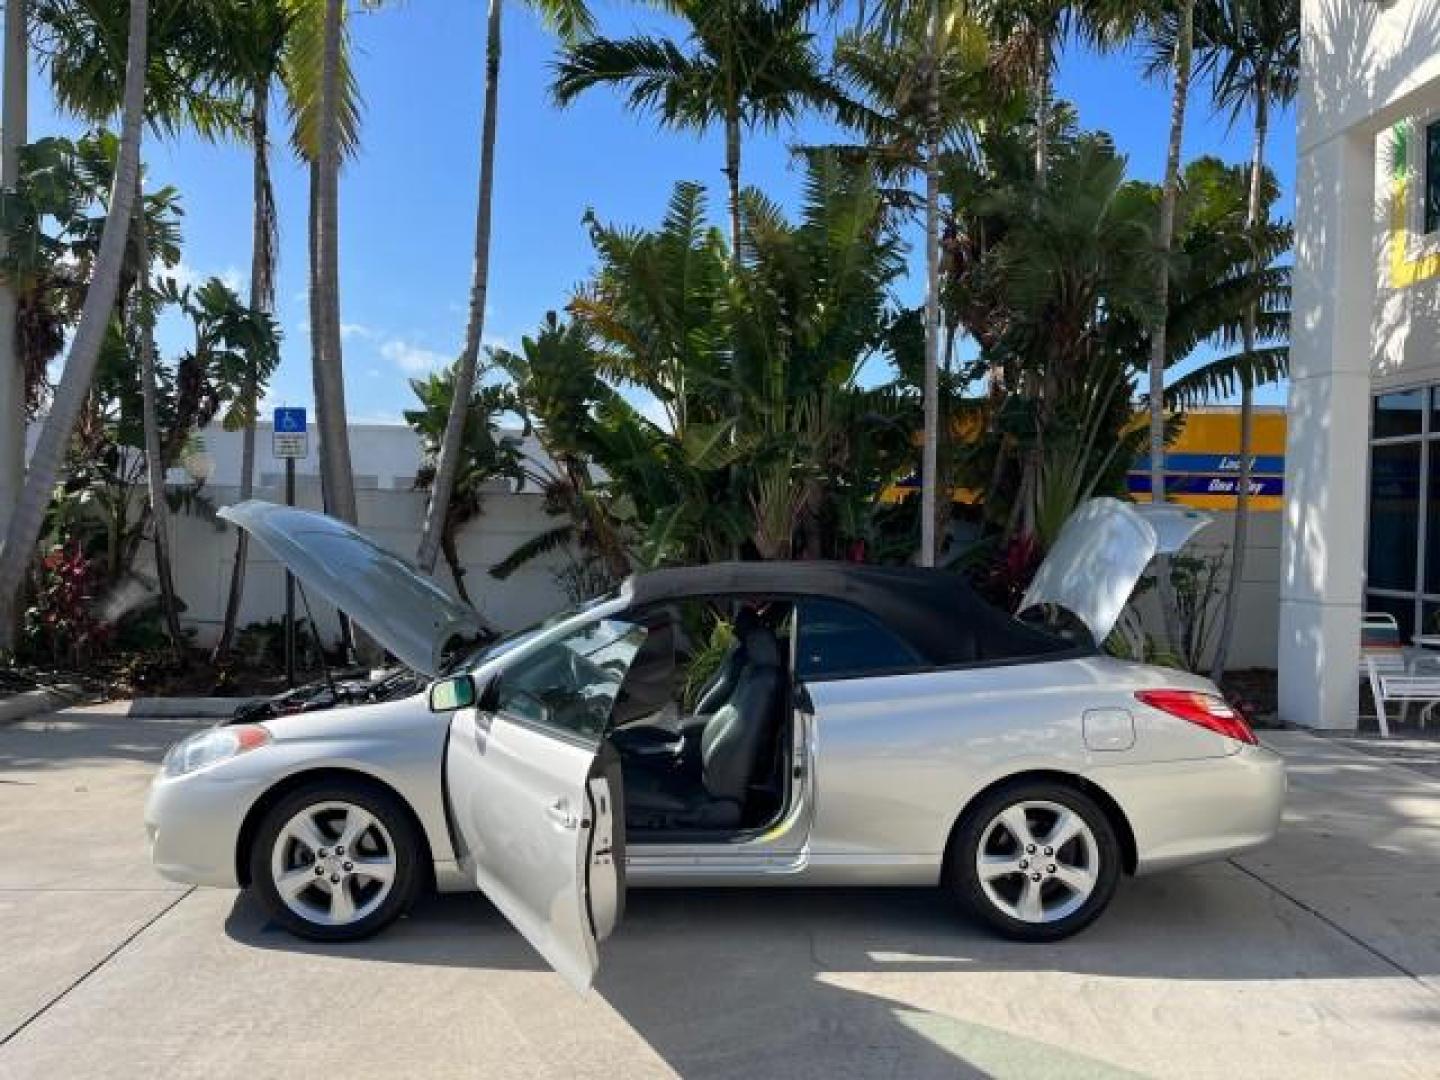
[249,778,423,942]
[950,781,1121,942]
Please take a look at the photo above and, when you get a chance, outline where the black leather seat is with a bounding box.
[693,609,759,715]
[625,622,785,829]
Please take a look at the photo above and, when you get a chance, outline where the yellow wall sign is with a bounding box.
[1126,409,1286,512]
[885,408,1287,512]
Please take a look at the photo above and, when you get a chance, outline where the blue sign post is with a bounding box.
[273,407,308,686]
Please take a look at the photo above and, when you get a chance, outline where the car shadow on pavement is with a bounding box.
[223,859,1426,1079]
[224,886,1139,1078]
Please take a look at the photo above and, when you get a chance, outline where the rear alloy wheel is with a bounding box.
[250,779,422,941]
[952,782,1121,942]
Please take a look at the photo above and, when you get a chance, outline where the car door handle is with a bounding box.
[547,799,578,829]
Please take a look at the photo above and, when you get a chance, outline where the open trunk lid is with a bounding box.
[1018,498,1212,645]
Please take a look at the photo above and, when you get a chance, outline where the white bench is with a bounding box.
[1364,655,1440,738]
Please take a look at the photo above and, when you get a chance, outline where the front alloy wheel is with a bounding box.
[952,782,1120,941]
[251,779,422,941]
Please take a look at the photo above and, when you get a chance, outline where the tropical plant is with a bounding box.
[938,120,1161,535]
[494,155,915,581]
[0,0,149,652]
[552,0,830,254]
[22,540,112,666]
[490,311,636,586]
[405,363,527,611]
[416,0,595,580]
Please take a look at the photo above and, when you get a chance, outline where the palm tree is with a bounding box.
[858,0,974,566]
[279,0,365,655]
[132,194,184,653]
[213,0,288,660]
[0,0,28,542]
[16,0,242,651]
[1145,0,1193,504]
[309,0,357,528]
[551,0,829,256]
[1142,0,1196,651]
[0,0,148,651]
[1196,0,1298,681]
[415,0,594,577]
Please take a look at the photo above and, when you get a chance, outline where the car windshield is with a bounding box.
[441,588,622,675]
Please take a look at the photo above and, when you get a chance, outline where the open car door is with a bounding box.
[443,615,646,992]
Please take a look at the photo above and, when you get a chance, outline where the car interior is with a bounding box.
[608,599,796,838]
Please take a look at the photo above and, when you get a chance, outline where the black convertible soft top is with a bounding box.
[626,561,1079,667]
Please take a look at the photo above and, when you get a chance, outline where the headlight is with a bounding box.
[162,724,271,778]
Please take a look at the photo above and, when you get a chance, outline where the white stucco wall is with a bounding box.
[142,421,576,647]
[163,484,574,647]
[1284,0,1440,728]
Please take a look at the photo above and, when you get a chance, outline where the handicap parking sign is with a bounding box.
[273,407,309,458]
[274,407,307,433]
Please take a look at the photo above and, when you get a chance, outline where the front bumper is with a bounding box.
[145,767,268,888]
[1092,742,1286,874]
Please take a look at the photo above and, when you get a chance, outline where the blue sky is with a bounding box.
[29,2,1296,422]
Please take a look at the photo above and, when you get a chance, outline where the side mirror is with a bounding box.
[428,674,477,713]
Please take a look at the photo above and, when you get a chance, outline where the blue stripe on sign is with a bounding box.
[1127,473,1284,497]
[1133,453,1284,475]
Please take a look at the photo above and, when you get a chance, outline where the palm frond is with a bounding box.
[1162,345,1289,409]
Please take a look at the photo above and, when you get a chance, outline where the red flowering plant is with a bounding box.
[975,532,1042,611]
[23,541,111,667]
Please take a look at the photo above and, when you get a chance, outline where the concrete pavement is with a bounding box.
[1,710,1438,1079]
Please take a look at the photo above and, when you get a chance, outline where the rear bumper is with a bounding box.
[1091,743,1286,875]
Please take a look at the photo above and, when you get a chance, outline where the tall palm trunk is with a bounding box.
[1147,0,1194,656]
[312,0,357,526]
[440,522,473,605]
[134,183,184,656]
[417,0,502,576]
[215,76,276,659]
[1033,32,1050,186]
[1210,79,1268,682]
[0,0,26,543]
[724,109,742,256]
[918,0,941,567]
[0,0,148,651]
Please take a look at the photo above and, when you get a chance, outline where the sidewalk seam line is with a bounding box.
[0,885,195,1048]
[1227,859,1432,992]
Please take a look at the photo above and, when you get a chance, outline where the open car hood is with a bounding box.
[1018,498,1212,645]
[217,500,483,676]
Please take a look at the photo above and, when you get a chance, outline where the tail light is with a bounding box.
[1135,690,1258,745]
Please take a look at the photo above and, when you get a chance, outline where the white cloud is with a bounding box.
[168,260,245,294]
[341,322,376,341]
[381,337,450,374]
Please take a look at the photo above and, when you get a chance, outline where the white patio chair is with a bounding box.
[1361,612,1440,736]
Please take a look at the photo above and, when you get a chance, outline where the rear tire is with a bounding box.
[249,778,423,942]
[949,780,1121,942]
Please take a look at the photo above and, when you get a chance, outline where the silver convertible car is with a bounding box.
[146,497,1284,991]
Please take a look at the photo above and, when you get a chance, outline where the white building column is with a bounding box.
[1278,129,1376,730]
